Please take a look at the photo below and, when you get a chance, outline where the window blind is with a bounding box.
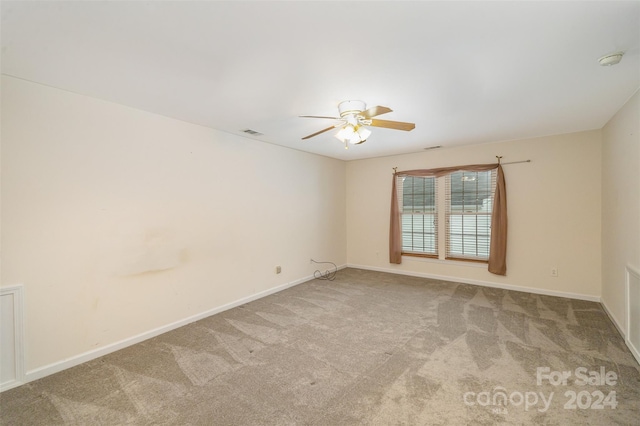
[445,170,496,261]
[399,175,438,256]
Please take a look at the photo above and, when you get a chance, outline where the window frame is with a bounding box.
[397,169,497,263]
[399,175,438,258]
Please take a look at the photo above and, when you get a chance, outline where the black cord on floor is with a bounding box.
[311,259,337,281]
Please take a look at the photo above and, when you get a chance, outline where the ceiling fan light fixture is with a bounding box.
[356,126,371,141]
[335,124,371,144]
[335,125,356,143]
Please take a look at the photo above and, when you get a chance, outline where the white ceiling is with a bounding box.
[2,1,639,161]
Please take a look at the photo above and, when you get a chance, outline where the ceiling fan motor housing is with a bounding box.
[338,100,366,117]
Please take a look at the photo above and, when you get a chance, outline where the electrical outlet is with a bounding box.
[275,266,281,274]
[551,267,558,277]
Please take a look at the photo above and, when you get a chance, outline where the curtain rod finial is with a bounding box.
[496,156,503,164]
[393,167,398,174]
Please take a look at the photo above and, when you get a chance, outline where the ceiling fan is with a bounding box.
[300,100,415,148]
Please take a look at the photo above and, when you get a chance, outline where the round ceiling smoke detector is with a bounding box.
[598,52,624,66]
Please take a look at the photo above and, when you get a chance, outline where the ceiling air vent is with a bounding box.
[242,129,263,136]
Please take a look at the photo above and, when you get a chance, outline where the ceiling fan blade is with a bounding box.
[299,115,340,119]
[302,125,340,140]
[369,119,415,131]
[360,106,392,119]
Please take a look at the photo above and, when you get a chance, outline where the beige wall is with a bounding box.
[3,72,634,382]
[1,76,346,373]
[601,89,640,331]
[347,131,602,299]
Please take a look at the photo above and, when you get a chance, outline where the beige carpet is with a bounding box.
[1,268,639,425]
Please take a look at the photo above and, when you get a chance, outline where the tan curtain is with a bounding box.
[390,163,507,275]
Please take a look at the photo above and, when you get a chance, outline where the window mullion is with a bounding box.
[438,176,446,259]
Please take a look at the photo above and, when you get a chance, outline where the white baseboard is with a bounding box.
[600,298,626,338]
[22,267,347,387]
[347,263,601,302]
[625,265,640,365]
[11,262,620,389]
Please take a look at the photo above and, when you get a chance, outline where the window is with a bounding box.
[398,169,497,262]
[446,170,496,261]
[400,176,437,256]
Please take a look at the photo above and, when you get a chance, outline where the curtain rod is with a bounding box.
[497,156,532,165]
[392,159,531,173]
[502,159,531,165]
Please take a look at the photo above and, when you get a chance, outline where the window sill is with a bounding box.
[402,255,487,268]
